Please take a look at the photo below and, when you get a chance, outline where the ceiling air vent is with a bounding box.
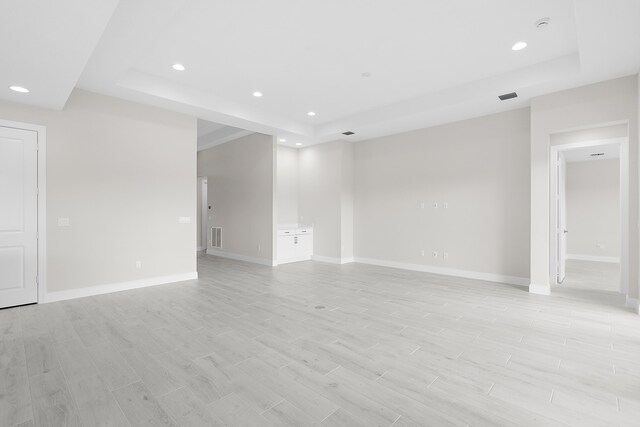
[342,131,355,136]
[590,153,605,157]
[498,92,518,101]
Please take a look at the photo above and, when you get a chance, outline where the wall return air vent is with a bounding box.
[498,92,518,101]
[210,227,222,249]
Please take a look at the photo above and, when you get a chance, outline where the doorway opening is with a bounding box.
[550,134,628,305]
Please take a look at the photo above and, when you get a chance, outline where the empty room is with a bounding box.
[1,1,640,426]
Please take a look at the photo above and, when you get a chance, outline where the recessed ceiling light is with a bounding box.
[253,91,263,97]
[307,111,316,117]
[512,42,527,51]
[296,143,302,146]
[9,86,29,93]
[172,63,185,71]
[279,138,286,142]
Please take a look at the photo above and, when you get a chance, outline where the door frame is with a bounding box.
[549,136,628,295]
[0,119,47,304]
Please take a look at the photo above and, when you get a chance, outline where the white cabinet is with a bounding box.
[297,234,313,257]
[277,235,297,261]
[277,226,313,264]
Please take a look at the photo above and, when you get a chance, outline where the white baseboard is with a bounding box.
[566,254,620,263]
[44,272,198,303]
[529,283,551,295]
[277,256,312,265]
[206,249,277,266]
[312,255,355,265]
[626,296,640,314]
[353,257,529,287]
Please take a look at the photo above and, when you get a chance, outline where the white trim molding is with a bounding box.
[354,257,529,287]
[206,249,277,266]
[529,283,551,295]
[278,256,312,265]
[312,255,355,265]
[44,272,198,303]
[566,254,620,263]
[626,296,639,314]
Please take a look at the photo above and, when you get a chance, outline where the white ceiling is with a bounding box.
[0,0,120,110]
[197,119,253,151]
[2,0,640,147]
[564,144,621,162]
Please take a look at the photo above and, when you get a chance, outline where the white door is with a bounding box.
[0,126,38,308]
[557,152,568,283]
[201,179,208,249]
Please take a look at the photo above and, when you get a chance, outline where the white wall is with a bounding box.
[354,108,531,282]
[197,133,276,264]
[276,146,299,224]
[566,159,620,259]
[341,142,355,260]
[0,89,197,295]
[298,140,354,261]
[530,75,638,298]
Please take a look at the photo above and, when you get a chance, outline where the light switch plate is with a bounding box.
[179,217,191,224]
[57,217,70,227]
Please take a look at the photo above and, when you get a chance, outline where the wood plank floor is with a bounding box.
[1,255,639,426]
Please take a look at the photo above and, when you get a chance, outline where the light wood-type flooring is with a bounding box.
[1,255,639,426]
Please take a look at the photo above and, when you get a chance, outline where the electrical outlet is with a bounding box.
[135,261,142,269]
[420,202,425,209]
[421,249,425,256]
[596,243,605,249]
[257,243,261,252]
[443,252,449,260]
[443,202,448,209]
[432,251,438,258]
